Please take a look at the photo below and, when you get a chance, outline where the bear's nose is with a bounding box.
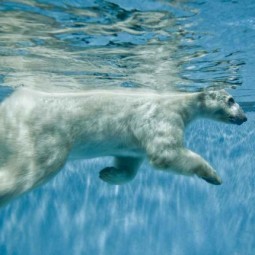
[243,116,247,122]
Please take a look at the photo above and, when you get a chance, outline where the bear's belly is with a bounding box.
[68,140,145,160]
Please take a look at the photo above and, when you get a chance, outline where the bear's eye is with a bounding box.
[227,97,235,105]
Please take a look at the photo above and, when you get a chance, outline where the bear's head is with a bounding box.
[200,90,247,125]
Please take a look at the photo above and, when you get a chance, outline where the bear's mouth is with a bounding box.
[229,116,247,125]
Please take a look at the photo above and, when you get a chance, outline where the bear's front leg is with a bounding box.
[149,148,222,185]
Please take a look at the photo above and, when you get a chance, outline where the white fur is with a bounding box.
[0,88,246,206]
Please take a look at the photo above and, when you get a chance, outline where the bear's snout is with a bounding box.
[237,115,247,125]
[242,116,247,122]
[228,103,247,125]
[237,107,248,125]
[236,116,247,125]
[229,114,247,125]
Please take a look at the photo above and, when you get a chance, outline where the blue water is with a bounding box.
[0,0,255,254]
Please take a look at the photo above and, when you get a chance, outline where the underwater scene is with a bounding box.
[0,0,255,254]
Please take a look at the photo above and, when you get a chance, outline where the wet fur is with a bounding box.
[0,88,247,206]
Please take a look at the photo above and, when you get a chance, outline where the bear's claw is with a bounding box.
[99,167,126,185]
[201,175,222,185]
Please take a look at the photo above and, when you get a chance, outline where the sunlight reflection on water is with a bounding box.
[0,0,247,92]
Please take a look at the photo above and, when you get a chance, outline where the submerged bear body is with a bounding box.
[0,88,247,206]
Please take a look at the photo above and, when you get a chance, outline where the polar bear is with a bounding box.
[0,88,247,206]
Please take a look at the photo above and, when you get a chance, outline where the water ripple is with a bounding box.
[0,0,249,94]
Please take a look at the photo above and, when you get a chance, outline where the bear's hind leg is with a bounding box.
[99,156,143,185]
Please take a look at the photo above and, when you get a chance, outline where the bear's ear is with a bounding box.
[208,91,217,100]
[199,90,217,102]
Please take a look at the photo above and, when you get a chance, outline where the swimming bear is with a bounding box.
[0,88,247,206]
